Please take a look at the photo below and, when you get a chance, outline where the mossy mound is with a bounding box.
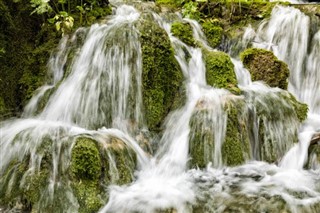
[189,95,250,168]
[240,48,290,89]
[201,20,223,48]
[171,21,195,46]
[203,50,239,93]
[0,134,138,212]
[138,19,184,131]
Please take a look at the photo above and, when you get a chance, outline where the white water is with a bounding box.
[40,5,143,132]
[1,3,320,213]
[243,5,320,170]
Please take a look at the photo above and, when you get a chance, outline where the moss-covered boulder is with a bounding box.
[138,19,184,131]
[243,90,308,163]
[189,95,250,168]
[240,48,290,89]
[0,132,138,213]
[70,136,137,213]
[201,20,223,48]
[171,21,195,46]
[204,50,239,93]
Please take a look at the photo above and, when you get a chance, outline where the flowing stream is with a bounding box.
[1,2,320,213]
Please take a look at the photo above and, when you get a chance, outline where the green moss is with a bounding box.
[189,109,214,168]
[71,137,101,180]
[204,50,238,92]
[72,180,103,213]
[138,19,183,131]
[171,21,195,46]
[201,20,223,48]
[240,48,289,89]
[245,90,306,162]
[23,170,50,205]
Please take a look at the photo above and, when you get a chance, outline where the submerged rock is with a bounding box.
[240,48,289,89]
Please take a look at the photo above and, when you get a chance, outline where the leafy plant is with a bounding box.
[48,11,74,35]
[30,0,52,15]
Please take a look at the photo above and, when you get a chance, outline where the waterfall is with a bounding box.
[1,2,320,213]
[0,5,148,212]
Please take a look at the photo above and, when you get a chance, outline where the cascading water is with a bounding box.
[0,5,148,212]
[1,1,320,213]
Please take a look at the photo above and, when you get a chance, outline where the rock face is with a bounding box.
[240,48,290,89]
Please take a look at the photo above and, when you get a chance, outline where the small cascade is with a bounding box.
[40,5,143,132]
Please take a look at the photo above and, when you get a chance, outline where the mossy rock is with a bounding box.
[243,90,307,162]
[222,99,250,166]
[138,19,184,131]
[171,21,195,46]
[204,50,239,93]
[189,95,250,168]
[240,48,289,89]
[201,20,223,48]
[71,137,102,181]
